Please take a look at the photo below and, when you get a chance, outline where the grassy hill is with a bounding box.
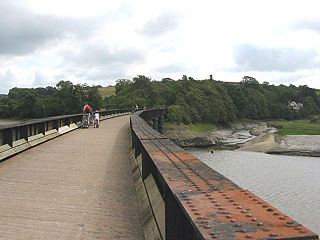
[98,86,115,98]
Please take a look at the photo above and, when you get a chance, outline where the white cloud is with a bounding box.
[1,0,320,93]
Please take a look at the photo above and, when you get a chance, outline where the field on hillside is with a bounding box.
[98,86,115,98]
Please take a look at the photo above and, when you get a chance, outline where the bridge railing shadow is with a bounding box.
[0,109,131,161]
[130,109,318,240]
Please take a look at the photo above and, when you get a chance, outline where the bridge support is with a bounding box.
[147,120,153,128]
[152,117,158,132]
[158,115,164,134]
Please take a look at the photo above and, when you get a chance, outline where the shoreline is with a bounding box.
[164,122,320,157]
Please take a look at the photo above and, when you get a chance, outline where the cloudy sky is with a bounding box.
[0,0,320,93]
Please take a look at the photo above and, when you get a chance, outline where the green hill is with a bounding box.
[98,86,115,98]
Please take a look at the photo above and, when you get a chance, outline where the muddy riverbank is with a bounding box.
[164,122,320,157]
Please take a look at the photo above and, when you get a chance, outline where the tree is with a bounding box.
[115,79,132,93]
[240,76,259,89]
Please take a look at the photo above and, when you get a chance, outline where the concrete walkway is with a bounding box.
[0,115,144,240]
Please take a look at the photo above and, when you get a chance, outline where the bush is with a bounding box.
[167,105,191,124]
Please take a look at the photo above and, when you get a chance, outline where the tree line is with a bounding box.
[1,76,319,123]
[109,75,320,124]
[0,81,103,119]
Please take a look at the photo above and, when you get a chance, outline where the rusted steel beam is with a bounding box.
[131,110,319,240]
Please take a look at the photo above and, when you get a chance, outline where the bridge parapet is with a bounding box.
[130,109,318,240]
[0,109,131,161]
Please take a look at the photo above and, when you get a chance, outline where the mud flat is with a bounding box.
[165,122,320,157]
[164,122,276,148]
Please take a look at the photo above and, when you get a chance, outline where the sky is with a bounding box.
[0,0,320,93]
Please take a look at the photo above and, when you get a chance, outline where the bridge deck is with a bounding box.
[0,115,144,240]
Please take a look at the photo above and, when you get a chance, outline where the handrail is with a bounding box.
[130,109,318,240]
[0,108,132,160]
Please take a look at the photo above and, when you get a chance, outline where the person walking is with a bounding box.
[82,102,91,128]
[94,110,100,128]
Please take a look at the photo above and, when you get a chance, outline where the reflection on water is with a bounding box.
[187,149,320,235]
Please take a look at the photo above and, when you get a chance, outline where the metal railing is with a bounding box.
[0,109,131,160]
[130,109,318,240]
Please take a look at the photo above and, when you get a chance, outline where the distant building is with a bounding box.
[288,100,303,110]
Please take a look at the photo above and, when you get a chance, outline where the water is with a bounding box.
[187,149,320,235]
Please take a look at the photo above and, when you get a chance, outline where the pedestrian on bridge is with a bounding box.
[94,110,100,128]
[82,102,91,128]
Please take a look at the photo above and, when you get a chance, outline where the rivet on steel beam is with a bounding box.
[212,200,217,203]
[230,219,236,223]
[246,214,253,217]
[222,211,230,214]
[229,200,234,202]
[206,194,211,197]
[257,222,264,226]
[189,204,195,207]
[273,212,279,216]
[226,196,231,199]
[245,235,253,238]
[244,192,249,195]
[252,199,258,201]
[251,218,257,222]
[191,208,198,211]
[210,234,219,239]
[195,212,201,215]
[219,191,224,193]
[209,197,214,200]
[186,201,192,204]
[226,215,232,218]
[233,203,239,205]
[222,193,227,196]
[257,201,263,204]
[267,208,273,212]
[197,216,204,219]
[240,189,246,192]
[241,210,247,213]
[237,206,243,209]
[279,216,286,220]
[240,229,247,233]
[248,196,253,198]
[269,233,277,237]
[287,221,294,224]
[299,230,307,234]
[263,228,270,231]
[234,223,241,227]
[215,204,221,206]
[218,207,225,210]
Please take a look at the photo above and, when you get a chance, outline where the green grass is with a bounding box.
[268,119,320,135]
[98,86,115,98]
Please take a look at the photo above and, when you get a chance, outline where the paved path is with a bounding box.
[0,115,144,240]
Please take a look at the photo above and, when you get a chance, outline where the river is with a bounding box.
[187,149,320,235]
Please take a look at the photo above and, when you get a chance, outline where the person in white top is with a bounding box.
[94,110,100,128]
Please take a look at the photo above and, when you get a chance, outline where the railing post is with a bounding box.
[3,128,13,147]
[39,122,46,135]
[153,117,158,131]
[147,119,153,128]
[21,125,29,141]
[158,115,164,134]
[53,120,59,131]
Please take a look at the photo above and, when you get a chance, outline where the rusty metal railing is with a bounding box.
[130,109,319,240]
